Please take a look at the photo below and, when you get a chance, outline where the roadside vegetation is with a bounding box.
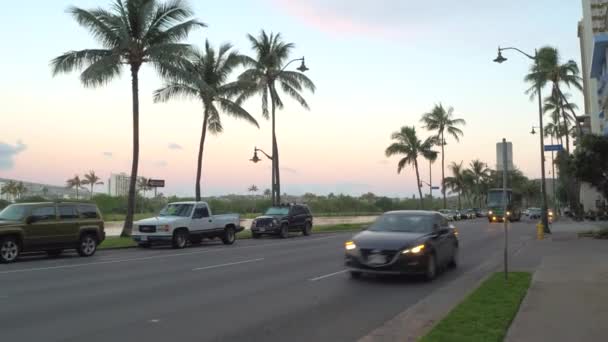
[578,227,608,239]
[420,272,532,342]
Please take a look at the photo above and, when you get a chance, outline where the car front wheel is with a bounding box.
[172,230,189,249]
[302,222,312,236]
[77,234,98,257]
[279,224,289,239]
[0,237,20,263]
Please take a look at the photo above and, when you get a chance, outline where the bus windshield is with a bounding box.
[487,191,510,207]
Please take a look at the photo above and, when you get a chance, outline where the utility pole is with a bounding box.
[502,138,509,281]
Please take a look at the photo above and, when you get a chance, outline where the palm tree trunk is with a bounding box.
[270,84,280,205]
[558,92,571,154]
[195,107,210,201]
[414,159,424,209]
[556,86,583,138]
[441,132,446,209]
[123,64,141,237]
[457,192,461,210]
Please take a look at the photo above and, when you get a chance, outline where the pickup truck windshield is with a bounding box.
[265,207,290,216]
[0,205,28,221]
[159,204,194,217]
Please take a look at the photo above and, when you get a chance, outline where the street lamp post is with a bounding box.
[250,147,275,204]
[264,57,309,206]
[531,126,557,212]
[494,47,551,233]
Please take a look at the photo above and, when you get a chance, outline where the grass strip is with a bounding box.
[419,272,532,342]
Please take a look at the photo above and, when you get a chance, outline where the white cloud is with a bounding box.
[0,141,26,170]
[168,143,183,150]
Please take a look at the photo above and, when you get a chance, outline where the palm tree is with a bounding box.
[263,188,271,199]
[468,159,491,208]
[385,126,435,209]
[137,177,150,213]
[543,92,578,148]
[248,184,259,213]
[237,30,316,206]
[525,47,583,153]
[420,104,466,209]
[444,162,467,210]
[422,139,439,204]
[51,0,204,236]
[1,181,19,201]
[15,182,27,200]
[83,170,104,199]
[67,175,85,199]
[154,40,258,201]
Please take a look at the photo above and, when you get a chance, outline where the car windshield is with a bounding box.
[0,205,28,221]
[488,191,511,207]
[159,204,194,217]
[265,207,290,216]
[369,214,434,233]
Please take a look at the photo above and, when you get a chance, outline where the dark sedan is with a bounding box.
[344,211,459,280]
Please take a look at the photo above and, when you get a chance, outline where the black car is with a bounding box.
[251,204,313,238]
[345,211,459,280]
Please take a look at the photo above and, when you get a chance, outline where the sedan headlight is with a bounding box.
[345,241,357,250]
[402,244,425,254]
[157,224,171,232]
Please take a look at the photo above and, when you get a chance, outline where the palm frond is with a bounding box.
[153,82,199,103]
[280,82,310,110]
[50,49,115,76]
[216,98,259,128]
[67,6,122,48]
[80,55,123,87]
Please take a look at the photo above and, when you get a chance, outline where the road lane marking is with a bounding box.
[192,258,264,271]
[0,235,342,275]
[309,269,348,281]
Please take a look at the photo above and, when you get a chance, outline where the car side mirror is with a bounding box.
[26,216,36,224]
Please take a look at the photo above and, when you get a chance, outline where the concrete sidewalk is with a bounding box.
[506,236,608,342]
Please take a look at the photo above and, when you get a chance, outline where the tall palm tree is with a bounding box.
[420,104,466,209]
[51,0,204,236]
[15,182,27,200]
[385,126,435,209]
[468,159,491,208]
[543,92,578,148]
[137,177,150,213]
[238,30,316,206]
[444,162,467,210]
[422,139,439,204]
[3,181,19,201]
[67,175,85,199]
[83,170,104,199]
[525,46,583,153]
[154,40,259,201]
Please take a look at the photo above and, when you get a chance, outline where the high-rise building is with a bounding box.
[107,173,147,197]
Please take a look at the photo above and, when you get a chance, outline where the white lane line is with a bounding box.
[192,258,264,271]
[309,269,348,281]
[0,235,341,275]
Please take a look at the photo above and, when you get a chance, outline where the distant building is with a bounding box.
[108,173,146,197]
[0,177,89,200]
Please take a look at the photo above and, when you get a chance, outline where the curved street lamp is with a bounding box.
[494,46,551,234]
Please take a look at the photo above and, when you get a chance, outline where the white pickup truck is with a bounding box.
[132,201,243,249]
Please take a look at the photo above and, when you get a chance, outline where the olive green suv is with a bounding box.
[0,202,105,263]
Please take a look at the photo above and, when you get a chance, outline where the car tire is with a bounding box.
[138,243,151,249]
[302,222,312,236]
[77,234,98,257]
[0,236,20,263]
[425,253,437,281]
[279,224,289,239]
[172,230,189,249]
[350,271,362,279]
[46,249,63,257]
[221,227,236,245]
[448,246,459,268]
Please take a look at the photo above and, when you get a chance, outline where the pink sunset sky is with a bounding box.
[0,0,583,197]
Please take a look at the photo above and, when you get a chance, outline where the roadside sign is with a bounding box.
[147,179,165,188]
[544,144,563,152]
[431,186,440,190]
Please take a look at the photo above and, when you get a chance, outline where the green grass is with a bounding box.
[99,223,364,249]
[420,272,532,342]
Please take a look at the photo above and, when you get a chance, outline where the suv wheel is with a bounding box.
[0,237,20,263]
[172,230,189,249]
[77,234,98,257]
[222,227,236,245]
[302,222,312,236]
[279,224,289,239]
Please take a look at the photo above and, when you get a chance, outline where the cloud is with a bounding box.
[168,143,183,150]
[0,141,26,170]
[103,152,113,158]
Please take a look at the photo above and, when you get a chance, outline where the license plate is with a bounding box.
[140,236,148,241]
[368,254,386,265]
[259,228,265,232]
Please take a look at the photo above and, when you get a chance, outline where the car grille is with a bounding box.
[255,218,274,228]
[360,249,398,265]
[139,225,156,233]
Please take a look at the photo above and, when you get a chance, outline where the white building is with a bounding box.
[578,0,608,210]
[0,177,89,200]
[108,173,146,197]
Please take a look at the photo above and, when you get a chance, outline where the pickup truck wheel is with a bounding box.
[172,230,188,249]
[0,237,20,263]
[222,227,236,245]
[302,222,312,236]
[279,224,289,239]
[77,234,97,257]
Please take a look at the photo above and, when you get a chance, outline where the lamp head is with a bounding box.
[494,50,507,64]
[297,57,309,72]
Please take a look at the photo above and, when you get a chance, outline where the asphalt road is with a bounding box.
[0,218,536,342]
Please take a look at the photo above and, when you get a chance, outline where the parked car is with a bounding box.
[132,201,243,249]
[458,210,469,220]
[251,203,313,238]
[0,202,105,263]
[465,209,476,219]
[438,209,454,221]
[473,208,483,217]
[345,211,459,281]
[449,210,461,221]
[528,208,541,220]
